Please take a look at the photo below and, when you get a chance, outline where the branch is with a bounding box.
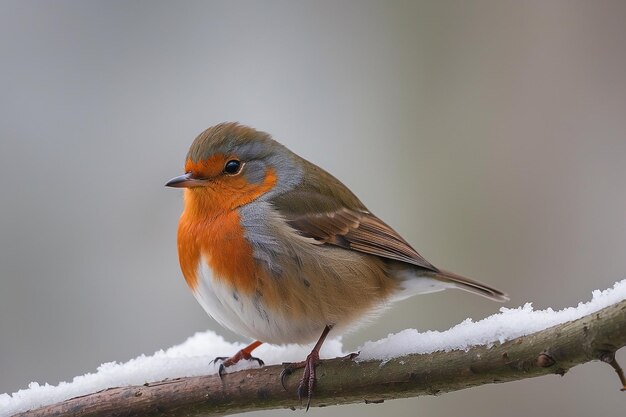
[11,297,626,417]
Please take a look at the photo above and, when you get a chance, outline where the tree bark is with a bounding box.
[13,299,626,417]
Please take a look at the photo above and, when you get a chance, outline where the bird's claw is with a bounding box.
[211,353,265,380]
[299,352,320,411]
[280,353,320,411]
[280,365,294,391]
[210,356,228,365]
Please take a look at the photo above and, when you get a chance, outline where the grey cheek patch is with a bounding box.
[243,160,268,184]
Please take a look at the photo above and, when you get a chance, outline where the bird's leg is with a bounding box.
[280,325,332,411]
[212,340,264,378]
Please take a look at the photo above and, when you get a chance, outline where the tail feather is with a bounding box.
[426,269,509,302]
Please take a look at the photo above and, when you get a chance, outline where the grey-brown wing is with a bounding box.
[280,204,437,271]
[279,205,510,301]
[269,157,437,271]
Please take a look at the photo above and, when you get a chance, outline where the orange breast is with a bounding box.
[178,208,258,294]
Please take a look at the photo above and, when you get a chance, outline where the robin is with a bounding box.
[166,122,507,409]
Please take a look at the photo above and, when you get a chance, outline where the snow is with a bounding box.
[0,334,344,417]
[359,279,626,361]
[2,279,625,416]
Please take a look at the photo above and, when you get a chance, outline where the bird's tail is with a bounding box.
[426,269,509,302]
[391,265,509,303]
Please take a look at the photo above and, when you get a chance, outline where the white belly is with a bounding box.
[192,258,324,344]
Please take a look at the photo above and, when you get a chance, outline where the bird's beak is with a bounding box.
[165,173,206,188]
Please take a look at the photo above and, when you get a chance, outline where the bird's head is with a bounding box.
[166,122,302,214]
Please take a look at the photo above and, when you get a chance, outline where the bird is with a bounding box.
[166,122,508,409]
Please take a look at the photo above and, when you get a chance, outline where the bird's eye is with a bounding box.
[223,159,242,175]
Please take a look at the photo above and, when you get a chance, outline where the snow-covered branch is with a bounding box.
[3,281,626,417]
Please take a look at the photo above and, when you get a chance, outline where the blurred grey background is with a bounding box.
[1,1,625,416]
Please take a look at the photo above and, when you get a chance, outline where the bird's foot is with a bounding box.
[280,350,321,411]
[211,349,265,379]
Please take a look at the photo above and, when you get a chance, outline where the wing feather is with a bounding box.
[281,206,437,271]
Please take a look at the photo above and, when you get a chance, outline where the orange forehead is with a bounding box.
[184,154,229,178]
